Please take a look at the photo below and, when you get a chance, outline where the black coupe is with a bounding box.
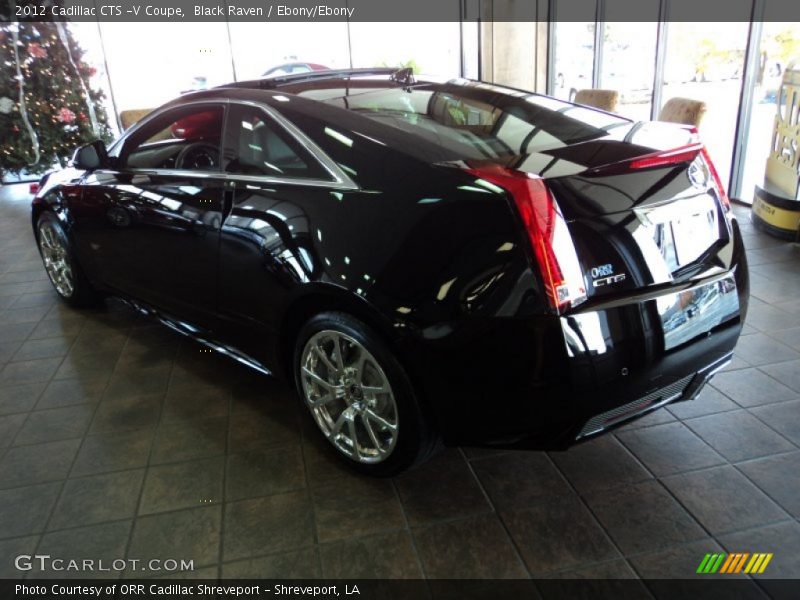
[32,68,748,475]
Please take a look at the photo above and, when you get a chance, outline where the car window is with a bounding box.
[344,85,630,160]
[269,67,293,77]
[223,104,329,180]
[122,105,224,172]
[265,64,312,78]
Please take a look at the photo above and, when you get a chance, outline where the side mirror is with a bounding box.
[71,140,108,170]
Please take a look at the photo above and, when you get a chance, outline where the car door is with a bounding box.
[74,102,227,325]
[216,100,355,362]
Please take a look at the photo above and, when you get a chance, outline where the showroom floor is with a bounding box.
[1,183,800,588]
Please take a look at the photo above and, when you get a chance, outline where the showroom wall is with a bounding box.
[477,0,549,92]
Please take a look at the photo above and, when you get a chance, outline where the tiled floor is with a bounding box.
[1,183,800,586]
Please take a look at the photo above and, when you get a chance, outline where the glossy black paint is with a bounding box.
[32,73,748,449]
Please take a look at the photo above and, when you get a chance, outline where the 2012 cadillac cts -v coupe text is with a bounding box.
[32,68,748,475]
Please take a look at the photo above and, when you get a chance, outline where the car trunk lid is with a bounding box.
[545,139,734,302]
[461,127,734,312]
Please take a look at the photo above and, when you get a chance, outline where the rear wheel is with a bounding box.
[36,213,98,307]
[294,312,435,476]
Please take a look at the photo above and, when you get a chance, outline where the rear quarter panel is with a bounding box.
[267,98,546,330]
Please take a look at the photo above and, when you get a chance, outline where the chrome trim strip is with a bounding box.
[122,298,272,376]
[231,98,358,190]
[703,357,732,380]
[577,372,695,439]
[105,168,357,191]
[579,391,682,439]
[106,97,358,191]
[161,318,272,376]
[574,270,736,313]
[109,99,225,153]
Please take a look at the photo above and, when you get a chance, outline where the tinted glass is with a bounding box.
[224,104,328,179]
[122,105,224,171]
[343,84,630,160]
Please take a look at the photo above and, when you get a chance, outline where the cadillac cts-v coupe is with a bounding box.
[32,68,748,475]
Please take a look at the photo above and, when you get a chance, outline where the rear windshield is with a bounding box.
[336,82,631,161]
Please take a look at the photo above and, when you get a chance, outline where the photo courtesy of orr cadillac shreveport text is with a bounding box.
[15,583,357,596]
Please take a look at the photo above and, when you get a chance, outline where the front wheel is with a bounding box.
[294,312,436,476]
[36,213,98,307]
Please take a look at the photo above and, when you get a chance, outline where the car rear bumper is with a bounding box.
[405,264,747,450]
[574,350,731,441]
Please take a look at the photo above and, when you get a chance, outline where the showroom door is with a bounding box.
[77,103,227,325]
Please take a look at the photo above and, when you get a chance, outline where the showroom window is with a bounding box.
[600,0,660,121]
[226,22,351,81]
[97,22,235,113]
[348,22,462,76]
[548,0,800,202]
[660,18,750,189]
[736,20,800,202]
[551,21,596,101]
[66,23,119,136]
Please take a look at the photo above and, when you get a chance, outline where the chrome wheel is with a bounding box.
[300,330,399,463]
[38,221,74,298]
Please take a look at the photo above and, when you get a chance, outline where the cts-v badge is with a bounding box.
[591,264,626,287]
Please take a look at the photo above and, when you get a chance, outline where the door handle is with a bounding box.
[191,220,208,236]
[223,180,236,216]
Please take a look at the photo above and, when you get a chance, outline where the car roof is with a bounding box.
[166,70,661,175]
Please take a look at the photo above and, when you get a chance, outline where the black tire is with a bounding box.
[35,212,99,308]
[294,311,437,476]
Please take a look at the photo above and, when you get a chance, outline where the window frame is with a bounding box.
[222,101,329,181]
[106,98,358,191]
[116,101,227,174]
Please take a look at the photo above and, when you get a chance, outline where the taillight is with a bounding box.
[465,164,587,314]
[628,144,702,170]
[700,146,732,212]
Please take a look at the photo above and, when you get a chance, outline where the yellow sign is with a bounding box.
[766,65,800,199]
[753,195,800,231]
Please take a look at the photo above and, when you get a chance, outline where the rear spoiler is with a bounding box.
[585,136,731,211]
[217,67,401,91]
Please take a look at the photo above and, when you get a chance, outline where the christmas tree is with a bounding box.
[1,21,113,179]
